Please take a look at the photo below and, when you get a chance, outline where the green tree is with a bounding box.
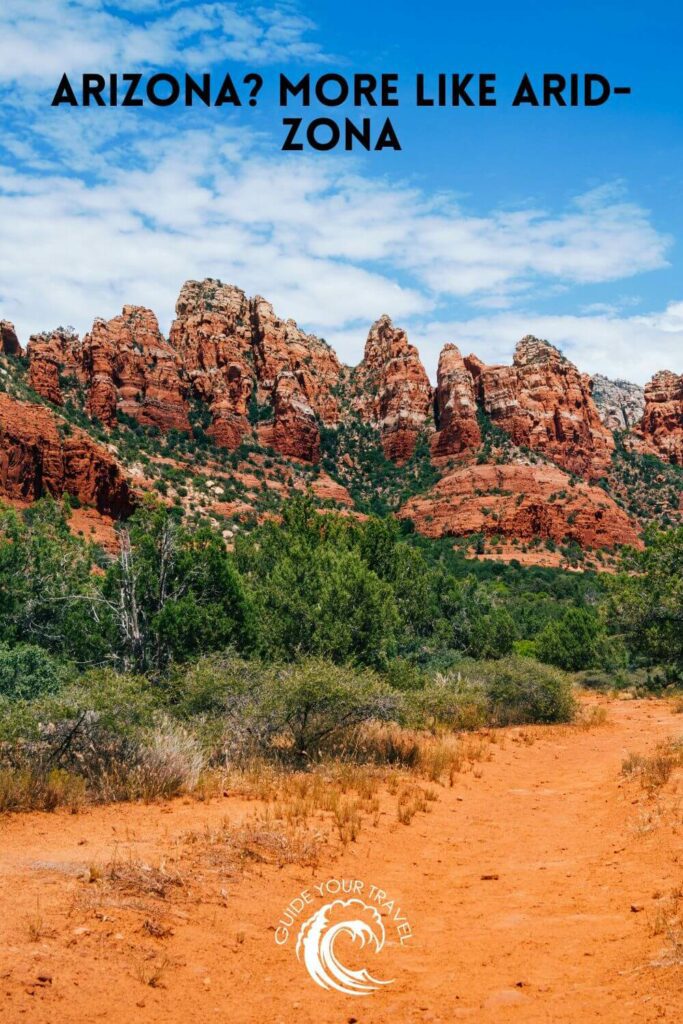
[468,607,517,659]
[0,499,111,664]
[607,528,683,672]
[105,499,253,671]
[535,607,603,671]
[0,643,70,700]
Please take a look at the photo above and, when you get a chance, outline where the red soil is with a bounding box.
[0,696,681,1023]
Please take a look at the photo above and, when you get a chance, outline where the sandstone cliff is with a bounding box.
[349,316,433,462]
[399,462,639,549]
[466,337,614,479]
[169,280,253,447]
[27,329,79,406]
[251,296,341,425]
[637,370,683,465]
[432,343,481,456]
[271,370,321,463]
[0,392,135,517]
[81,306,189,432]
[0,321,21,356]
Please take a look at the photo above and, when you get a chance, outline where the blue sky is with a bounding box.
[0,0,682,382]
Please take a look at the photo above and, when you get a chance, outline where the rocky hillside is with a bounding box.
[1,279,681,568]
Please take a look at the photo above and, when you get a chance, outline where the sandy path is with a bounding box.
[0,697,681,1023]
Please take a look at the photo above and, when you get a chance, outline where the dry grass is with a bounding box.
[332,796,363,845]
[135,954,172,988]
[575,704,610,730]
[185,818,323,872]
[350,721,491,784]
[23,900,55,942]
[0,767,86,813]
[397,784,436,825]
[622,738,683,797]
[101,852,185,900]
[649,890,683,967]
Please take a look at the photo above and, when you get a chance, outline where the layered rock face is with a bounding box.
[350,316,433,462]
[251,296,341,425]
[432,343,481,456]
[0,321,21,356]
[170,280,253,447]
[399,462,639,549]
[27,329,79,406]
[590,374,645,432]
[81,306,189,431]
[3,280,677,557]
[466,337,614,479]
[271,370,321,462]
[0,392,135,517]
[638,370,683,465]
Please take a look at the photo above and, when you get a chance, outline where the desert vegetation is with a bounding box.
[0,494,681,813]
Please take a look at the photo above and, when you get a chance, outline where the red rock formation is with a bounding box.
[169,280,253,447]
[308,472,354,506]
[432,343,481,456]
[637,370,683,465]
[81,306,189,431]
[0,321,21,356]
[349,316,432,463]
[0,392,135,517]
[271,370,320,463]
[399,462,639,549]
[251,295,341,425]
[465,337,614,479]
[27,328,79,406]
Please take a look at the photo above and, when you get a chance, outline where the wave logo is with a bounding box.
[295,898,394,996]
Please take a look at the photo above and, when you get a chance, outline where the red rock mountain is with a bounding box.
[637,370,683,465]
[432,343,481,457]
[0,391,134,517]
[464,337,614,480]
[1,321,21,356]
[82,306,189,432]
[348,315,433,462]
[27,329,80,407]
[399,463,639,550]
[1,281,680,562]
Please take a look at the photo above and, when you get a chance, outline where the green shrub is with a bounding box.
[467,608,517,659]
[403,674,489,732]
[267,659,399,759]
[472,657,576,725]
[173,655,400,762]
[0,644,70,700]
[535,608,608,671]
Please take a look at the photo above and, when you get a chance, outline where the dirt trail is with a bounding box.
[0,697,681,1023]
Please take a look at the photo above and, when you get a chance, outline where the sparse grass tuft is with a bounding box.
[397,784,431,825]
[575,704,609,730]
[135,955,172,988]
[622,738,683,796]
[186,819,323,872]
[649,891,683,967]
[24,900,52,942]
[102,853,185,899]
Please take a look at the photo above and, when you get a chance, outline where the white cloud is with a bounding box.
[0,115,677,385]
[0,1,329,84]
[404,305,683,385]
